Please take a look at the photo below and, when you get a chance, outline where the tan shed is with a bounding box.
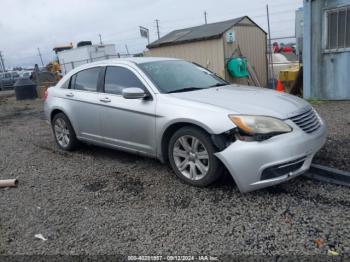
[146,16,267,87]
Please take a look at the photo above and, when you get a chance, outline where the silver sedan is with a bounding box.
[44,58,327,192]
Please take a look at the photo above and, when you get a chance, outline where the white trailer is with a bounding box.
[57,44,117,75]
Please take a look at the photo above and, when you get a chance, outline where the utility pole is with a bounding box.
[125,44,130,56]
[155,19,160,40]
[204,11,207,24]
[98,34,103,45]
[0,51,5,72]
[266,4,275,89]
[37,48,44,67]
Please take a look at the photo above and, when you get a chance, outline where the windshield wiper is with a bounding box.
[208,83,227,87]
[167,87,205,94]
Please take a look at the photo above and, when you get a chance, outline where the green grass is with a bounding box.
[306,98,329,105]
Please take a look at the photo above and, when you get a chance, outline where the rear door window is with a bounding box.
[104,66,145,95]
[73,67,100,92]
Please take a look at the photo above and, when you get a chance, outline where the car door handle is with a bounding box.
[100,97,111,103]
[65,92,74,97]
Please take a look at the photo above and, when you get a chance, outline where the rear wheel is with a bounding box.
[168,126,224,186]
[52,113,78,151]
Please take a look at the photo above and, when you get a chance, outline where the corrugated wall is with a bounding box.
[224,17,267,87]
[304,0,350,100]
[146,38,226,78]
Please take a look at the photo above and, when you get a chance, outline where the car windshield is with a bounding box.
[138,60,227,93]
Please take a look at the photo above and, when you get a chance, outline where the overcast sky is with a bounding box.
[0,0,302,68]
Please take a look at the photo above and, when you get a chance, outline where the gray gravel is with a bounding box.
[0,96,350,257]
[313,101,350,171]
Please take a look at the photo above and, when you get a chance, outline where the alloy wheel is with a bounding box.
[173,135,209,180]
[54,118,70,148]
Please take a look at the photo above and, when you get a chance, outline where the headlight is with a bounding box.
[229,115,292,136]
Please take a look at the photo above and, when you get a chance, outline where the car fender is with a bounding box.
[47,103,79,136]
[156,114,236,160]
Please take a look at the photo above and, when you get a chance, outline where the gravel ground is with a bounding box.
[0,96,349,258]
[312,101,350,171]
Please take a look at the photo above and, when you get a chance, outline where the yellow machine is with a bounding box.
[278,65,300,82]
[278,64,301,93]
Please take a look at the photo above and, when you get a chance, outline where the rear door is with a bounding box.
[100,65,156,155]
[63,67,105,142]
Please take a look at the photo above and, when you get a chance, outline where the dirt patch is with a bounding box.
[83,181,108,192]
[118,176,144,196]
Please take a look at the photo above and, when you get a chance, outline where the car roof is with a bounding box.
[64,57,182,76]
[112,57,180,64]
[60,57,184,84]
[82,57,181,67]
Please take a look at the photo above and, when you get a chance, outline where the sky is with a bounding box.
[0,0,303,68]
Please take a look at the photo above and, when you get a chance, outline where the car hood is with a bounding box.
[169,85,311,119]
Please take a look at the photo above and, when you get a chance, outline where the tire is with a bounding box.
[52,113,78,151]
[168,126,224,187]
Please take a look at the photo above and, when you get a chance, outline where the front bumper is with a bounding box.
[215,120,327,193]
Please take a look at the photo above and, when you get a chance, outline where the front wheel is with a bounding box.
[168,127,224,187]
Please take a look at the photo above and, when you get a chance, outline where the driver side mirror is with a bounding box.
[122,87,147,99]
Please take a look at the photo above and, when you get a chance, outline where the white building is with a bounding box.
[57,44,117,75]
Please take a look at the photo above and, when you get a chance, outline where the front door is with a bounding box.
[100,65,156,155]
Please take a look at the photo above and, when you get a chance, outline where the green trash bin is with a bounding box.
[227,57,248,78]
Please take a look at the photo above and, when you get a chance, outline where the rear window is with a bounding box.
[73,67,100,92]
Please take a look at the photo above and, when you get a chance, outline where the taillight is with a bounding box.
[44,89,48,101]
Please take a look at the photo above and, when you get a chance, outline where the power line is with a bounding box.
[149,8,297,37]
[6,2,301,67]
[120,3,298,53]
[158,2,300,25]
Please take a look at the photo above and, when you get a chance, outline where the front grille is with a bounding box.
[289,109,320,133]
[261,157,306,181]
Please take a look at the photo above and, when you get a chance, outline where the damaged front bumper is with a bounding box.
[215,120,327,193]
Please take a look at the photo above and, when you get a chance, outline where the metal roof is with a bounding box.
[147,16,265,49]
